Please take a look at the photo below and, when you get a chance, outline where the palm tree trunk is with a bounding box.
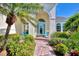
[3,25,11,50]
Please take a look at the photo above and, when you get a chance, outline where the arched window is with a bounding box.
[56,23,61,32]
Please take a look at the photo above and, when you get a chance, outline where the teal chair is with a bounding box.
[21,32,28,35]
[45,32,49,37]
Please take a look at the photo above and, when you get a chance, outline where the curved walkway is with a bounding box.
[34,37,56,56]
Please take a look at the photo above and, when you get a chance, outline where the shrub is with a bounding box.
[55,43,68,56]
[63,39,78,51]
[64,32,79,51]
[7,34,35,56]
[0,35,2,39]
[24,35,34,43]
[0,34,35,56]
[51,32,70,38]
[70,32,79,40]
[0,34,3,41]
[0,35,4,47]
[50,32,79,55]
[49,38,67,46]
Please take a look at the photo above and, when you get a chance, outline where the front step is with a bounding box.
[36,37,49,42]
[36,34,45,37]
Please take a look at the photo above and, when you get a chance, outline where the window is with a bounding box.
[24,23,29,34]
[56,23,61,32]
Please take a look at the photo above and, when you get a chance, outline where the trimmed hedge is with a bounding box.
[51,32,70,39]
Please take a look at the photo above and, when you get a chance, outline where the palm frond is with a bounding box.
[26,15,37,27]
[15,3,43,14]
[0,3,42,27]
[19,16,37,27]
[0,5,9,15]
[17,10,37,27]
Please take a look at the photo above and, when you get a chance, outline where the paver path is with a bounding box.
[34,37,56,56]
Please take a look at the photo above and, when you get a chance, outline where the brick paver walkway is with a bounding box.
[34,37,56,56]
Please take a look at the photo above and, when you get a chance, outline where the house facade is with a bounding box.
[0,3,67,37]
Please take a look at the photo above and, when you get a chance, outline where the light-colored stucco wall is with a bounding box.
[15,17,36,37]
[15,17,23,34]
[28,22,36,37]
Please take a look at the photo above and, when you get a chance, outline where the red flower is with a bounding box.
[70,50,79,56]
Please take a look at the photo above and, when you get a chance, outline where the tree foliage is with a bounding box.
[64,13,79,32]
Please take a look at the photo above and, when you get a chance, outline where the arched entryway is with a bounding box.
[36,11,49,37]
[37,19,45,36]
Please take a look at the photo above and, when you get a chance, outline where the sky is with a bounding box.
[56,3,79,18]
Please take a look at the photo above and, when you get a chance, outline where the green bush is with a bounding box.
[51,32,70,38]
[70,32,79,40]
[0,34,35,56]
[24,35,34,42]
[50,32,79,55]
[49,38,67,46]
[63,38,79,52]
[0,34,3,40]
[7,34,35,56]
[0,35,4,47]
[0,35,2,39]
[65,32,79,51]
[55,43,68,55]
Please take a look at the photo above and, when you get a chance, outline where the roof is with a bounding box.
[56,16,67,22]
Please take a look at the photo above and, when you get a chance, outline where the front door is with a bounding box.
[37,22,45,36]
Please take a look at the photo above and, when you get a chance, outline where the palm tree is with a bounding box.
[64,13,79,32]
[0,3,42,55]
